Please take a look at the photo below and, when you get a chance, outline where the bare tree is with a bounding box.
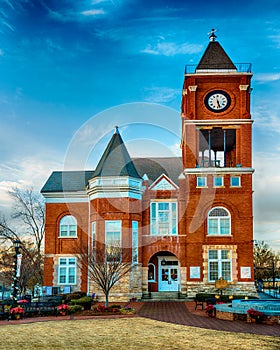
[254,240,280,285]
[0,187,45,294]
[77,242,133,307]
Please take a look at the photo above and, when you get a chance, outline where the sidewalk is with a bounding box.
[138,301,280,337]
[1,301,279,337]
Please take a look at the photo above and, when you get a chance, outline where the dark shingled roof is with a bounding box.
[132,157,183,185]
[41,130,183,194]
[41,171,95,193]
[93,127,142,179]
[196,41,236,70]
[41,157,183,193]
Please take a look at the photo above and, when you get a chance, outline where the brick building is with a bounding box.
[41,32,256,300]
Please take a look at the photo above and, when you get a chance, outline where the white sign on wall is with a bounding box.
[190,266,200,279]
[241,267,251,279]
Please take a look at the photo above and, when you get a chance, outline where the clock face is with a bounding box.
[204,90,231,113]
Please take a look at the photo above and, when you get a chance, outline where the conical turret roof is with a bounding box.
[93,127,142,179]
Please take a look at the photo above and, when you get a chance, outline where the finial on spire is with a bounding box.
[209,28,217,42]
[114,125,119,134]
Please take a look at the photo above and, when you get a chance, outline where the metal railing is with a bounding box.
[185,63,252,74]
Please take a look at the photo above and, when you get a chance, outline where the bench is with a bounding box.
[194,298,204,310]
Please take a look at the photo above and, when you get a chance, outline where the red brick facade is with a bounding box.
[42,37,256,300]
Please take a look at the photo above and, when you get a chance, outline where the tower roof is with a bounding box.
[93,126,142,179]
[196,30,236,71]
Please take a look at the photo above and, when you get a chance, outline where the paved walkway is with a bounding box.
[1,301,279,337]
[138,301,280,337]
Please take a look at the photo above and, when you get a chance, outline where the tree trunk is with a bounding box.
[105,293,109,307]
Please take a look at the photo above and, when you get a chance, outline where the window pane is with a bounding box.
[68,267,76,283]
[209,250,218,259]
[209,208,228,217]
[197,177,206,187]
[208,218,218,234]
[220,219,230,234]
[214,177,223,187]
[69,225,77,236]
[148,264,155,281]
[158,212,169,222]
[158,203,169,210]
[59,258,67,265]
[106,221,121,231]
[209,262,218,281]
[59,267,66,284]
[60,226,68,236]
[222,262,231,281]
[69,258,76,265]
[132,221,138,263]
[231,176,240,187]
[221,250,230,259]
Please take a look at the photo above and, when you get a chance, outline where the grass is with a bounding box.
[0,317,279,350]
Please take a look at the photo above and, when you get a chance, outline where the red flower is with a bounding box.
[10,306,25,315]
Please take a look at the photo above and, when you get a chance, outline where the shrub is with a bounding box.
[71,296,93,310]
[64,292,87,303]
[68,305,83,314]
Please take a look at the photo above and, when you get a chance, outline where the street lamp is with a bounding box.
[11,239,21,305]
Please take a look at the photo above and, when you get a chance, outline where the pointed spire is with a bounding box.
[196,30,236,71]
[93,128,142,179]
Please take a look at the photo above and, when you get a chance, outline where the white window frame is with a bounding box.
[197,176,207,187]
[208,207,231,235]
[59,215,77,237]
[230,176,241,187]
[58,257,76,285]
[208,250,232,282]
[150,201,177,235]
[213,176,223,187]
[105,220,122,262]
[132,221,138,264]
[148,263,156,282]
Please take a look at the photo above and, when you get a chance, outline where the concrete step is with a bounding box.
[141,291,189,301]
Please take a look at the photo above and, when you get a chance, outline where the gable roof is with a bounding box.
[150,173,179,190]
[196,41,236,71]
[93,127,142,179]
[41,171,95,193]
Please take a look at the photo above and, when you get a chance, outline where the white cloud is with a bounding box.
[141,41,203,56]
[253,151,280,252]
[0,156,62,213]
[143,87,180,103]
[254,72,280,83]
[81,9,105,16]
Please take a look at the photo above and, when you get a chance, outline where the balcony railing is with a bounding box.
[185,63,252,74]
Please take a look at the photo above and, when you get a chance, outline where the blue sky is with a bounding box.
[1,0,280,251]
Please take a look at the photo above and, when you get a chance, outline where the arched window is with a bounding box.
[148,263,156,282]
[59,215,77,237]
[208,207,231,235]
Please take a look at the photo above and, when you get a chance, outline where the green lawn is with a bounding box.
[0,317,279,350]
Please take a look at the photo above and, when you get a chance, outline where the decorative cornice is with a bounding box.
[184,167,255,175]
[183,119,253,125]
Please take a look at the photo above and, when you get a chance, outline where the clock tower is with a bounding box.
[181,30,255,295]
